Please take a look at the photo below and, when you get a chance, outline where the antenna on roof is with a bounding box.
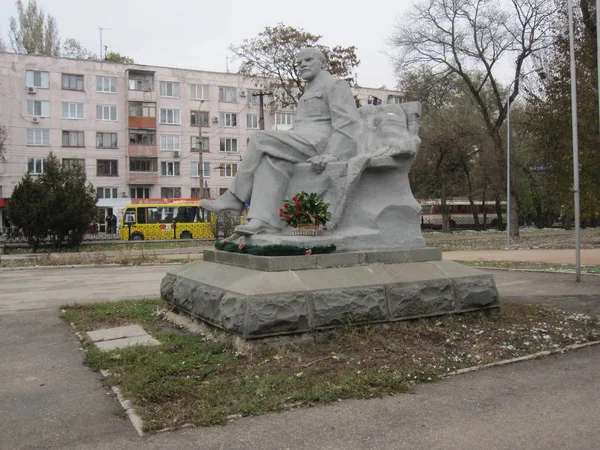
[99,27,111,59]
[226,57,230,73]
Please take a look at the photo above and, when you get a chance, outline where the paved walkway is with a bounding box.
[444,248,600,265]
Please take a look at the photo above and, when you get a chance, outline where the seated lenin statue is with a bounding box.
[202,47,362,236]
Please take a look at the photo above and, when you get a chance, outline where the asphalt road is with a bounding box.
[1,264,599,449]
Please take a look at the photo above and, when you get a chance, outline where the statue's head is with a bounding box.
[295,47,326,82]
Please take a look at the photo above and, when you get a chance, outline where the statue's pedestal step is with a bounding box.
[161,253,500,340]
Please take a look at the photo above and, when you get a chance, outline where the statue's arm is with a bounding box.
[324,80,361,161]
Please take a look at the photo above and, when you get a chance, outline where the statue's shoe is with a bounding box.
[201,191,244,214]
[234,219,280,236]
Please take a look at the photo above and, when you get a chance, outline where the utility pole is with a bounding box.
[197,100,205,199]
[252,92,272,130]
[99,28,110,59]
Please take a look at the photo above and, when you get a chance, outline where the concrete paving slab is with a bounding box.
[95,335,160,351]
[87,325,148,342]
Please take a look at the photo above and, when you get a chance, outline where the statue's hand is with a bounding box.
[308,154,338,174]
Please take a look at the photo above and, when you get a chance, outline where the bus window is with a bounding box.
[147,207,159,224]
[124,208,136,224]
[138,207,147,224]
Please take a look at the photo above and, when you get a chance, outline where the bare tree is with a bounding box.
[391,0,555,237]
[231,24,359,107]
[9,0,60,56]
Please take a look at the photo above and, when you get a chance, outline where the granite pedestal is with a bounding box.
[160,248,500,340]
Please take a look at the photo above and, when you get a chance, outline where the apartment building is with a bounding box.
[0,53,405,229]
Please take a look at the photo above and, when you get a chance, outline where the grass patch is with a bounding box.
[61,298,600,431]
[461,260,600,274]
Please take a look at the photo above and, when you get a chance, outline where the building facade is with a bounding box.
[0,53,404,230]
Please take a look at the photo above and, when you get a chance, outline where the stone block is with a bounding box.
[172,277,226,323]
[408,248,442,262]
[219,293,247,335]
[316,252,366,268]
[388,279,455,319]
[244,294,310,338]
[202,249,216,262]
[364,250,409,265]
[95,335,160,351]
[87,324,148,342]
[453,275,500,311]
[311,286,388,328]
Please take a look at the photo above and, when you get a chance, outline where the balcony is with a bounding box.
[128,172,159,185]
[128,89,156,103]
[129,116,156,129]
[128,144,157,157]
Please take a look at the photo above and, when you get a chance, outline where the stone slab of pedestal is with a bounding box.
[160,250,500,340]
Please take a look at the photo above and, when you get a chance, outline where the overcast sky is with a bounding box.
[0,0,417,89]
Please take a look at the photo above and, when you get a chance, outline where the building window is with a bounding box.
[191,162,210,177]
[159,108,181,125]
[26,100,50,117]
[130,157,158,172]
[129,102,156,117]
[25,70,50,89]
[96,159,118,176]
[97,104,117,121]
[218,87,236,103]
[191,136,209,151]
[62,102,84,119]
[97,132,118,149]
[62,74,84,91]
[387,95,403,104]
[248,90,260,104]
[219,112,237,127]
[275,112,294,126]
[160,135,181,150]
[96,76,117,93]
[27,157,44,174]
[161,161,180,176]
[62,131,84,147]
[190,84,208,100]
[128,76,152,91]
[190,110,209,127]
[26,128,50,146]
[219,163,237,178]
[129,130,155,145]
[160,81,180,98]
[219,138,238,153]
[247,114,259,129]
[62,158,85,170]
[130,187,150,199]
[161,187,181,199]
[96,187,119,199]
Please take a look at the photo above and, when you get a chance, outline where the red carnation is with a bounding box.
[305,249,312,255]
[322,227,328,231]
[238,242,245,250]
[295,210,301,216]
[283,202,288,208]
[279,211,283,217]
[279,208,283,213]
[292,196,298,201]
[295,202,301,208]
[285,214,291,220]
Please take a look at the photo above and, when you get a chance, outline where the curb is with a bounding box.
[100,369,145,436]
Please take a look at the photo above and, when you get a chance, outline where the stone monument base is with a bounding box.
[160,249,500,340]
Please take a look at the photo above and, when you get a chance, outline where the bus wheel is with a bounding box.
[131,232,144,241]
[180,231,192,239]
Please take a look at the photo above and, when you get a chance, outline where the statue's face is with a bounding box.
[295,51,324,82]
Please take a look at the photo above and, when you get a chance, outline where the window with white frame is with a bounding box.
[160,135,181,150]
[130,187,150,199]
[62,74,84,91]
[387,95,403,104]
[190,84,208,100]
[275,112,294,126]
[62,158,85,170]
[97,132,118,148]
[190,110,209,127]
[191,136,209,151]
[248,90,260,104]
[161,161,180,176]
[219,112,237,127]
[160,108,181,124]
[26,100,50,117]
[96,187,119,199]
[62,131,84,147]
[96,76,117,93]
[62,102,84,119]
[247,114,259,129]
[218,87,236,102]
[219,138,238,153]
[25,70,50,89]
[26,128,49,146]
[27,157,44,174]
[161,187,181,198]
[96,104,117,121]
[96,159,118,176]
[191,162,210,177]
[160,81,180,98]
[219,163,237,178]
